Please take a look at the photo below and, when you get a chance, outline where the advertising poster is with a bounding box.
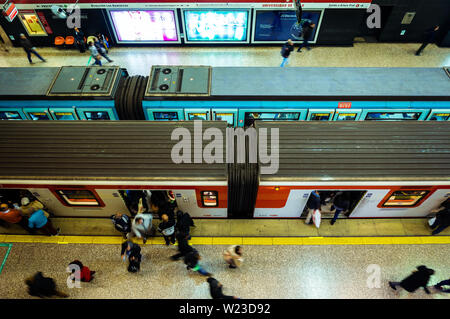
[254,10,322,42]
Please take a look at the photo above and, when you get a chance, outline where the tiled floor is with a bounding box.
[0,242,448,299]
[1,42,449,74]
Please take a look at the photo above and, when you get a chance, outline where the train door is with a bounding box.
[76,108,117,120]
[212,108,237,126]
[307,109,335,121]
[146,109,185,121]
[23,108,53,120]
[333,109,362,121]
[50,108,79,120]
[184,108,211,121]
[426,110,450,121]
[360,109,428,121]
[0,108,26,120]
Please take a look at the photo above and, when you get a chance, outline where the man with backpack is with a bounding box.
[280,39,294,67]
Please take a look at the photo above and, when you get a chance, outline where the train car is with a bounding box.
[0,121,449,220]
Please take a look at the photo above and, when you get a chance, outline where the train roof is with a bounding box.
[210,67,450,100]
[0,67,60,97]
[257,121,450,182]
[0,121,228,182]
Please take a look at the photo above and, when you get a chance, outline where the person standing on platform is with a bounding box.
[280,39,294,67]
[223,245,244,269]
[428,205,450,235]
[158,213,176,246]
[389,265,435,294]
[19,34,46,64]
[120,240,142,272]
[304,190,321,225]
[129,212,153,244]
[415,25,440,56]
[207,277,238,299]
[28,208,60,236]
[88,41,102,66]
[110,212,131,238]
[0,203,32,233]
[19,197,44,218]
[74,27,86,53]
[330,192,350,225]
[297,22,315,52]
[176,210,195,239]
[94,38,113,63]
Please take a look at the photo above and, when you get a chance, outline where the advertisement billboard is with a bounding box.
[183,9,250,43]
[108,10,180,43]
[252,9,323,43]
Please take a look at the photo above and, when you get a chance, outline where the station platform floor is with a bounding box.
[1,42,449,75]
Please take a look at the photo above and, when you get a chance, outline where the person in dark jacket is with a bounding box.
[429,206,450,235]
[19,34,46,64]
[121,240,142,272]
[389,265,435,294]
[68,260,95,282]
[330,192,350,225]
[184,250,212,277]
[297,21,315,52]
[74,27,86,53]
[158,213,176,245]
[111,213,131,238]
[207,277,237,299]
[434,279,450,293]
[176,210,195,239]
[305,190,321,224]
[25,272,68,298]
[280,39,294,67]
[171,232,194,261]
[415,25,440,56]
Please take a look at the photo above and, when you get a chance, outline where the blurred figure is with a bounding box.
[129,211,153,244]
[297,22,315,52]
[110,212,131,238]
[280,39,294,67]
[415,25,440,56]
[171,232,194,261]
[95,32,109,52]
[19,197,44,218]
[428,204,450,235]
[223,245,243,269]
[207,277,238,299]
[0,36,9,52]
[176,210,195,239]
[158,213,176,246]
[88,41,102,66]
[19,34,46,64]
[74,27,85,53]
[28,208,60,236]
[184,250,212,277]
[120,240,142,273]
[389,265,435,294]
[434,279,450,293]
[304,190,321,225]
[68,260,95,282]
[330,192,350,225]
[25,272,68,298]
[0,203,32,233]
[94,37,113,63]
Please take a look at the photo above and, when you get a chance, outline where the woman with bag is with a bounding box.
[305,190,321,225]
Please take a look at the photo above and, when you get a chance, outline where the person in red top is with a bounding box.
[0,203,32,232]
[68,260,96,282]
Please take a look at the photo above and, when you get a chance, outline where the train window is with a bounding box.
[310,113,331,121]
[55,189,101,206]
[365,112,420,121]
[0,111,22,120]
[215,113,234,125]
[381,190,430,207]
[429,113,450,121]
[188,113,208,120]
[54,112,76,120]
[245,112,300,121]
[153,112,179,121]
[201,191,218,207]
[28,112,50,120]
[335,113,357,121]
[84,111,110,120]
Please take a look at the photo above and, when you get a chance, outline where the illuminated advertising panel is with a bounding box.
[183,10,250,43]
[253,9,323,43]
[108,10,180,43]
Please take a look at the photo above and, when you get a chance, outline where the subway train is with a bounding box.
[0,121,449,220]
[1,65,450,125]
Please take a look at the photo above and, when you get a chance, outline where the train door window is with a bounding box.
[214,113,234,125]
[84,111,110,120]
[335,113,358,121]
[381,190,430,208]
[54,112,77,120]
[365,112,420,121]
[188,113,208,120]
[0,111,22,120]
[201,191,218,207]
[310,112,332,121]
[27,112,51,120]
[54,189,101,207]
[428,113,450,121]
[245,112,300,121]
[153,112,179,121]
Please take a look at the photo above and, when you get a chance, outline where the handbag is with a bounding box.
[428,217,436,227]
[312,209,321,228]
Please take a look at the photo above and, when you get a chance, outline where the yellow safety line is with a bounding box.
[1,235,450,245]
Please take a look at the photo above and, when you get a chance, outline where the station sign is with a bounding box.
[2,2,18,22]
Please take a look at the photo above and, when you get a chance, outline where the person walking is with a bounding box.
[304,190,321,225]
[74,27,86,53]
[158,213,176,246]
[280,39,294,67]
[176,210,195,239]
[171,232,195,261]
[120,240,142,272]
[297,22,315,52]
[88,41,102,66]
[19,34,46,64]
[128,212,153,243]
[223,245,244,269]
[28,208,60,236]
[184,250,212,277]
[389,265,435,294]
[428,205,450,235]
[434,279,450,293]
[25,272,68,298]
[207,277,238,299]
[0,203,32,233]
[94,37,113,63]
[68,260,96,282]
[415,25,440,56]
[330,192,350,225]
[110,212,131,238]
